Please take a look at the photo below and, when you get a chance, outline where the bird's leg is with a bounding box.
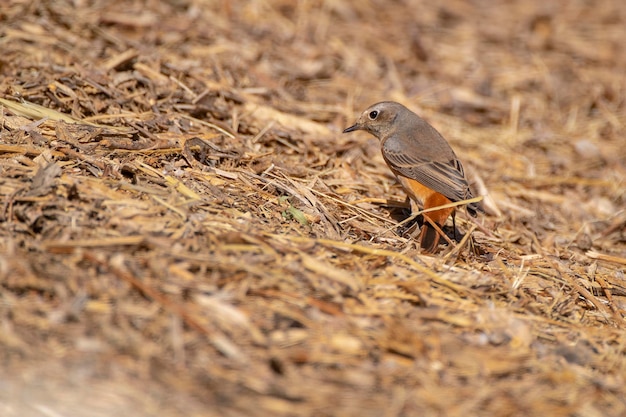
[452,210,458,241]
[423,216,455,246]
[407,198,422,237]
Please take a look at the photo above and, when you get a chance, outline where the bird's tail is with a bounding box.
[467,200,484,217]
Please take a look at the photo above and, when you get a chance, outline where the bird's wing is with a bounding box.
[382,147,473,204]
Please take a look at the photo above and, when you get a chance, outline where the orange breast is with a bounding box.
[395,175,455,226]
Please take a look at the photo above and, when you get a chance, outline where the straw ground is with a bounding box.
[1,1,625,416]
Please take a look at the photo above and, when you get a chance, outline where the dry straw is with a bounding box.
[0,0,624,416]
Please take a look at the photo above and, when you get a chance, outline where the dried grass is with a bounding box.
[1,0,625,416]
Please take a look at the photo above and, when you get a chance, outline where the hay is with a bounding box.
[1,0,625,416]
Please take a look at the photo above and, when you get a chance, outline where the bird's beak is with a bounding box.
[343,123,359,133]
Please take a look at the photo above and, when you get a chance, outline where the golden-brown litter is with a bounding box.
[0,1,625,416]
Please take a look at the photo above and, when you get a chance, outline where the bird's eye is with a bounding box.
[368,110,379,120]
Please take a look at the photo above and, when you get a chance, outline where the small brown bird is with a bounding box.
[344,101,482,252]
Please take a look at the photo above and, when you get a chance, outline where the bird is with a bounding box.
[343,101,482,252]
